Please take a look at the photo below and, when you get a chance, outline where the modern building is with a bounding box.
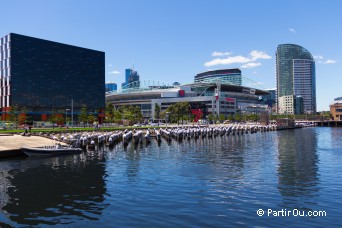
[278,95,303,115]
[106,79,269,121]
[122,68,140,89]
[195,69,242,85]
[263,88,276,111]
[330,97,342,121]
[105,82,117,92]
[0,33,105,121]
[276,44,316,114]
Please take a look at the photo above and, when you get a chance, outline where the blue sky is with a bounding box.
[1,0,341,111]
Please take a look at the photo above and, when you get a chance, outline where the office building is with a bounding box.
[278,95,303,115]
[330,97,342,121]
[263,88,276,111]
[276,44,316,114]
[122,68,140,89]
[105,82,117,92]
[0,33,105,121]
[195,69,242,86]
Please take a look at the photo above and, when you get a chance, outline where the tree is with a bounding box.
[88,114,97,125]
[165,102,190,124]
[8,105,20,129]
[48,114,64,129]
[105,102,115,123]
[113,109,123,124]
[133,106,143,123]
[154,103,161,121]
[79,105,88,128]
[228,114,234,122]
[207,114,214,123]
[219,114,226,123]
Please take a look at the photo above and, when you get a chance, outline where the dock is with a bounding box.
[315,120,342,127]
[0,135,64,159]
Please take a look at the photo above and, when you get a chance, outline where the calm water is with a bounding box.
[1,127,342,227]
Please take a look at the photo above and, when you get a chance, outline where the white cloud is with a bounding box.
[204,50,271,67]
[240,62,262,69]
[313,55,336,64]
[109,70,120,74]
[324,59,336,64]
[204,55,250,67]
[289,28,296,33]
[250,50,271,61]
[212,51,232,57]
[108,64,113,67]
[314,55,324,60]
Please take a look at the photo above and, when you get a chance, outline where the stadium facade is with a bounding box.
[106,78,269,121]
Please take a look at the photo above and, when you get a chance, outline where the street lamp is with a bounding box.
[65,109,70,126]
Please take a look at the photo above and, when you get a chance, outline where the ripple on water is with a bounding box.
[0,128,342,226]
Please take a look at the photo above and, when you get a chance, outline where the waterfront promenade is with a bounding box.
[0,135,63,158]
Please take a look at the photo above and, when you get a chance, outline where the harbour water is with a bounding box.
[0,127,341,227]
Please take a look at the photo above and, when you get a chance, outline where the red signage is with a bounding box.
[191,109,203,122]
[225,98,235,102]
[179,90,185,97]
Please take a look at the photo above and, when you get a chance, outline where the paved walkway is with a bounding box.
[0,135,64,158]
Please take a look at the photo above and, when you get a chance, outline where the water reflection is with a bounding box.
[277,128,320,209]
[0,154,107,226]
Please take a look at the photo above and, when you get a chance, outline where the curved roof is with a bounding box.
[277,44,314,60]
[195,68,241,79]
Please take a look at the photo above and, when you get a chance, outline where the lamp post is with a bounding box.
[65,109,70,126]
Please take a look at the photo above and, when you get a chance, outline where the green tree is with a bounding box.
[79,105,88,128]
[235,112,242,122]
[207,114,214,123]
[219,114,226,123]
[133,106,143,123]
[154,103,161,121]
[88,114,97,125]
[164,102,190,124]
[113,109,123,124]
[105,102,115,123]
[228,114,234,122]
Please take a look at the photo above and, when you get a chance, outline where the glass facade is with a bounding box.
[0,34,11,110]
[194,69,242,86]
[1,33,105,119]
[122,68,140,89]
[276,44,316,113]
[105,82,117,92]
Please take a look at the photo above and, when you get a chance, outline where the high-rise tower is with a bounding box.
[122,68,140,89]
[276,44,316,114]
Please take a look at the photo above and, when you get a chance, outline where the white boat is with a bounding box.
[21,145,83,157]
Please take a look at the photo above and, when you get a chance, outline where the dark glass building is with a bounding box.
[0,33,105,121]
[276,44,316,114]
[194,69,242,86]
